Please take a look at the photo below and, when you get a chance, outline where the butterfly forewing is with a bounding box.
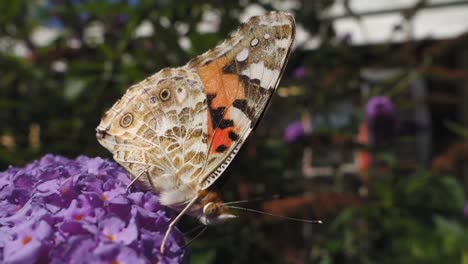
[187,12,295,189]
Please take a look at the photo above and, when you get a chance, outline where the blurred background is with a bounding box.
[1,0,468,263]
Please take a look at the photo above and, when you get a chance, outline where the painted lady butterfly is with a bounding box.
[96,11,295,252]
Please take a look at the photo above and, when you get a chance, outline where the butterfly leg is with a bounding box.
[183,225,207,249]
[161,195,199,254]
[126,169,147,191]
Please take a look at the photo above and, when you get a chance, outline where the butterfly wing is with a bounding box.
[96,68,209,204]
[96,12,295,205]
[185,12,295,189]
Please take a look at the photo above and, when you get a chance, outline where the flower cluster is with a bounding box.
[365,96,397,146]
[0,155,188,264]
[464,203,468,218]
[284,121,306,143]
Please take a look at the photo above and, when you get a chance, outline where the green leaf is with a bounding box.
[377,152,396,166]
[445,121,468,138]
[0,0,23,23]
[190,249,216,264]
[463,250,468,264]
[434,215,464,255]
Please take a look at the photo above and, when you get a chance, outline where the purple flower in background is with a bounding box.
[365,96,398,146]
[366,96,396,122]
[293,66,307,80]
[0,155,188,264]
[340,33,352,45]
[464,203,468,218]
[116,14,129,25]
[284,121,305,143]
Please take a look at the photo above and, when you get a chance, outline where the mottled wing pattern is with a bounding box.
[96,68,208,204]
[96,12,295,205]
[186,12,295,189]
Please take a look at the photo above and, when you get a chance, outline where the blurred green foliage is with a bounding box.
[1,0,467,263]
[326,170,466,264]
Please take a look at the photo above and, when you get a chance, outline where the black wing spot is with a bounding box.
[222,61,236,74]
[219,120,234,129]
[229,131,239,141]
[233,99,247,112]
[207,93,234,130]
[215,144,228,152]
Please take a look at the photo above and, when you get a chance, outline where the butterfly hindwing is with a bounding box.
[96,68,209,203]
[186,12,296,189]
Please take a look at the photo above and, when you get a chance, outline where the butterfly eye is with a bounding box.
[203,202,218,216]
[120,113,133,128]
[159,89,171,101]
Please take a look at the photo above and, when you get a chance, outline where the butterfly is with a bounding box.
[96,11,295,253]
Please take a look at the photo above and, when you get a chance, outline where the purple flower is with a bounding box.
[284,121,305,143]
[365,96,397,146]
[464,203,468,218]
[0,155,188,263]
[116,14,129,25]
[1,219,52,263]
[340,33,352,45]
[293,66,307,80]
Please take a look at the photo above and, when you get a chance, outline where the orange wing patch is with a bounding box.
[197,57,245,154]
[197,57,245,108]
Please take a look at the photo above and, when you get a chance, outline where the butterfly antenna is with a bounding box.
[223,194,281,205]
[226,205,323,224]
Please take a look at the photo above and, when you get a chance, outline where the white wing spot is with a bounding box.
[236,48,249,62]
[250,38,259,47]
[264,33,270,39]
[275,38,290,49]
[241,61,280,89]
[259,20,290,26]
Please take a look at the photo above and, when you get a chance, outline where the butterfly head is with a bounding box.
[199,201,236,225]
[197,190,236,225]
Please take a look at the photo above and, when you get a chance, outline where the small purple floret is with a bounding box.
[293,66,307,80]
[284,121,306,143]
[0,155,188,264]
[365,96,398,146]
